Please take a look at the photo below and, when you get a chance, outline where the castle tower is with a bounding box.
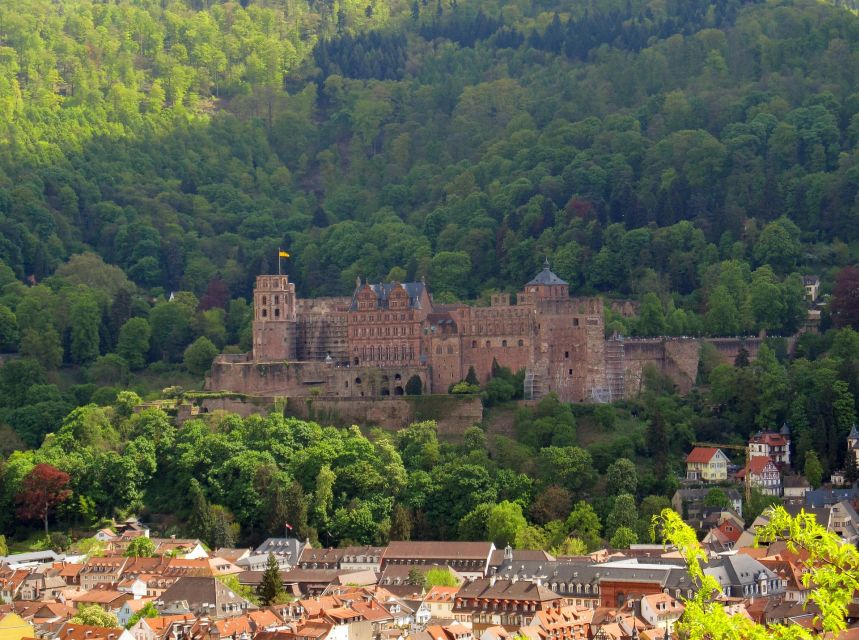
[519,258,569,304]
[252,274,297,361]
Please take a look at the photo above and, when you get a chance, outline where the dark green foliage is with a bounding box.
[258,553,284,605]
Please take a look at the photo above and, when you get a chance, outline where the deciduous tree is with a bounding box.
[16,463,71,533]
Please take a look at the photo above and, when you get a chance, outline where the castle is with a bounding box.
[207,262,759,402]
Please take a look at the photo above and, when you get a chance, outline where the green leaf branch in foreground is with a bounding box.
[653,507,859,640]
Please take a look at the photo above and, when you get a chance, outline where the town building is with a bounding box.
[736,457,782,496]
[802,276,820,302]
[452,578,563,633]
[848,424,859,469]
[381,542,495,581]
[685,448,730,482]
[748,426,791,467]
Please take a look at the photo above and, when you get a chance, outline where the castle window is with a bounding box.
[485,340,490,348]
[262,309,268,318]
[502,340,508,347]
[394,373,402,380]
[573,318,579,327]
[518,339,524,347]
[447,346,453,354]
[472,340,477,348]
[354,358,359,365]
[569,369,573,375]
[274,295,279,304]
[565,351,569,358]
[436,346,442,354]
[262,296,267,305]
[274,308,280,317]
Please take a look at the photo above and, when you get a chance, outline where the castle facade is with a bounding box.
[208,262,608,402]
[207,263,761,401]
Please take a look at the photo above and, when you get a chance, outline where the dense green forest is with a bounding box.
[2,327,858,550]
[3,0,859,544]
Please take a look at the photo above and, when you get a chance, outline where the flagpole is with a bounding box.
[278,249,282,276]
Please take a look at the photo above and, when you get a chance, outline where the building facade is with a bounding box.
[208,263,764,403]
[685,448,730,482]
[209,263,607,403]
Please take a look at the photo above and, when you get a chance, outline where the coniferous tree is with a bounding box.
[390,504,412,541]
[258,552,284,605]
[188,479,213,543]
[465,366,479,386]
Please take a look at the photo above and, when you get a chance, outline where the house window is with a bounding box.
[518,339,524,346]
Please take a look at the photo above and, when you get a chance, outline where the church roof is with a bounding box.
[849,423,859,443]
[526,259,568,286]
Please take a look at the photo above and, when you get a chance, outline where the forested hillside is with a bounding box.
[3,0,859,548]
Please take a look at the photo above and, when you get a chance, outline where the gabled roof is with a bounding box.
[349,282,427,311]
[686,447,725,464]
[737,456,779,478]
[749,432,788,447]
[849,423,859,442]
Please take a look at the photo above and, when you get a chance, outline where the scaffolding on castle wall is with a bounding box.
[605,335,626,402]
[524,370,545,401]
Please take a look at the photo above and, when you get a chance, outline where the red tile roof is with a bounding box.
[686,447,722,464]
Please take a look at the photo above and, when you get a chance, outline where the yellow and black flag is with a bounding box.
[278,249,290,274]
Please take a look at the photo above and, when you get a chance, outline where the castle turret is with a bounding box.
[252,274,297,361]
[519,258,568,303]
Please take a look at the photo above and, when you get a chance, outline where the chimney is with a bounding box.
[489,575,496,588]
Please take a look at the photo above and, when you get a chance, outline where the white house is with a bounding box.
[640,593,684,633]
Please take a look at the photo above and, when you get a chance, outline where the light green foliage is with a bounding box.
[124,536,155,557]
[126,601,159,628]
[486,500,527,547]
[514,525,549,550]
[550,536,588,556]
[218,574,259,606]
[424,567,459,587]
[804,451,823,489]
[654,507,859,639]
[70,604,119,628]
[183,336,219,376]
[609,526,638,549]
[565,501,602,551]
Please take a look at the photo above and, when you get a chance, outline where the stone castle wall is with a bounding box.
[285,395,484,439]
[618,337,763,398]
[182,394,483,440]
